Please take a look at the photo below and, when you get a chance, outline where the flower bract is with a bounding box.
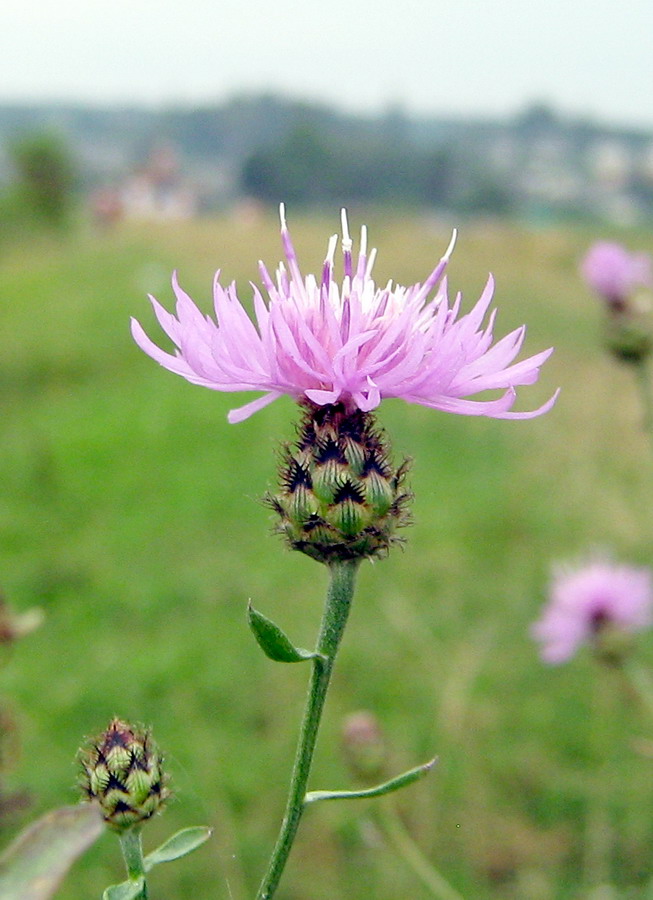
[79,718,169,832]
[131,206,557,424]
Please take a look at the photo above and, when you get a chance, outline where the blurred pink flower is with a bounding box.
[131,206,558,424]
[581,241,652,308]
[532,556,653,664]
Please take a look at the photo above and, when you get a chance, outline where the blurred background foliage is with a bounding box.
[0,98,653,898]
[0,95,652,227]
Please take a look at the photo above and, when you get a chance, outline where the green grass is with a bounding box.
[1,211,653,899]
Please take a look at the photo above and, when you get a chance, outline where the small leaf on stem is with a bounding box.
[305,757,438,804]
[143,826,212,871]
[102,878,146,900]
[247,601,320,663]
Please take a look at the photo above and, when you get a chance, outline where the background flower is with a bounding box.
[581,241,652,309]
[532,555,653,664]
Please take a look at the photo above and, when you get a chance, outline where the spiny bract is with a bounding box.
[268,402,411,563]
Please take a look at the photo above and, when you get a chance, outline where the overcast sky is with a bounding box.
[2,0,652,128]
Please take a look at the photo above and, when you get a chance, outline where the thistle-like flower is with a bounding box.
[79,719,169,832]
[581,241,653,363]
[581,241,652,311]
[131,206,557,424]
[532,556,653,665]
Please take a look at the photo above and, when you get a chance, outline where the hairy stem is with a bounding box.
[118,827,148,899]
[620,658,653,721]
[634,357,653,436]
[255,558,360,900]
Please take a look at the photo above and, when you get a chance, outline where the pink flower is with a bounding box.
[581,241,652,308]
[532,556,653,664]
[131,206,558,424]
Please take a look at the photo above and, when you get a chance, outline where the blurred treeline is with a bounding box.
[0,132,75,237]
[1,93,653,225]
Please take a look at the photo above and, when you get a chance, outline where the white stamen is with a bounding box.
[365,248,378,281]
[443,228,457,262]
[279,202,287,230]
[340,208,353,253]
[325,234,338,266]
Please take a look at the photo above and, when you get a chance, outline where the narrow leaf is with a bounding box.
[305,757,438,805]
[0,802,104,900]
[247,601,318,663]
[143,826,212,871]
[102,878,145,900]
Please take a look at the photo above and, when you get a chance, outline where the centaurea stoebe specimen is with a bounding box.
[581,241,652,312]
[79,719,168,834]
[132,208,557,899]
[79,719,210,899]
[581,241,653,430]
[532,555,653,666]
[80,719,167,900]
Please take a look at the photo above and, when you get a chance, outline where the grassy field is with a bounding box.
[2,210,653,899]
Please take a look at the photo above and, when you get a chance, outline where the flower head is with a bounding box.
[581,241,652,309]
[131,206,557,424]
[79,718,169,832]
[268,401,410,563]
[532,555,653,665]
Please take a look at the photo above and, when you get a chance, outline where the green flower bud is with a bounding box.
[341,711,388,783]
[593,622,636,668]
[79,719,169,832]
[268,402,411,564]
[604,303,653,364]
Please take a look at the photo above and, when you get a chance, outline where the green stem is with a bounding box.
[619,658,653,722]
[633,357,653,437]
[582,668,617,889]
[376,803,465,900]
[255,558,360,900]
[119,828,148,899]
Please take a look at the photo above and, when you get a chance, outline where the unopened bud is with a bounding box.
[79,719,169,832]
[604,311,653,364]
[341,711,388,782]
[593,622,636,667]
[0,596,43,645]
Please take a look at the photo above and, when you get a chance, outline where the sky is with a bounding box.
[2,0,652,129]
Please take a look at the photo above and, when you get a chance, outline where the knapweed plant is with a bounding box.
[532,554,653,668]
[581,241,653,430]
[131,206,557,897]
[79,719,210,900]
[0,719,210,900]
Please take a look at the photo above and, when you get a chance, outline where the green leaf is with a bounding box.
[143,826,212,871]
[102,878,145,900]
[305,757,438,805]
[247,601,319,663]
[0,802,104,900]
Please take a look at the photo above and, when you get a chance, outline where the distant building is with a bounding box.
[120,144,198,221]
